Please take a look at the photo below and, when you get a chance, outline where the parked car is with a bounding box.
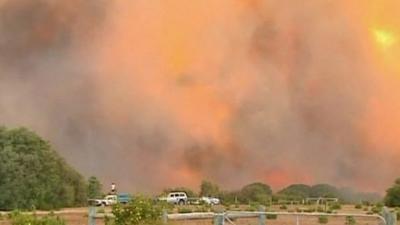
[158,192,188,205]
[88,193,133,206]
[201,196,220,205]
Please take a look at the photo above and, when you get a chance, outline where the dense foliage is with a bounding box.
[0,127,87,210]
[277,183,381,204]
[238,182,272,204]
[384,178,400,207]
[278,184,311,200]
[111,196,163,225]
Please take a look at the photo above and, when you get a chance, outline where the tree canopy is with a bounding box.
[238,182,272,204]
[0,127,87,210]
[278,184,311,200]
[384,178,400,207]
[200,180,220,197]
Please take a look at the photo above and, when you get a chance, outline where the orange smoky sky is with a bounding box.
[0,0,400,193]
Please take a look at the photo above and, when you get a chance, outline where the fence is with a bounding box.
[88,206,397,225]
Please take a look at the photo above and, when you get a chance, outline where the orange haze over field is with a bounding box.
[0,0,400,192]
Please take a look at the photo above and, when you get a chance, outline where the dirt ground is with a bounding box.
[0,205,393,225]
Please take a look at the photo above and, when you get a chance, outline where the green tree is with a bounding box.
[0,127,87,210]
[87,176,103,199]
[278,184,311,200]
[239,182,272,204]
[200,180,220,197]
[310,184,339,198]
[384,178,400,207]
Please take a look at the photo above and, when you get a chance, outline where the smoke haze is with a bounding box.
[1,0,399,192]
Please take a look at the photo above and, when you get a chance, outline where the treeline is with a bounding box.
[0,127,90,210]
[165,181,382,206]
[0,126,395,211]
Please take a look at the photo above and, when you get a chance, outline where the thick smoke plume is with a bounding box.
[1,0,399,192]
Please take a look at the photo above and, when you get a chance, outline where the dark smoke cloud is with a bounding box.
[0,0,398,193]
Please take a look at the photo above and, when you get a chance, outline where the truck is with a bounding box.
[88,193,132,206]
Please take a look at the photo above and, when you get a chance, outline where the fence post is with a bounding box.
[258,205,266,225]
[162,209,168,224]
[382,207,397,225]
[88,206,96,225]
[214,213,225,225]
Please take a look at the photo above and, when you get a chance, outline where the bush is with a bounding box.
[318,215,329,224]
[355,204,362,209]
[330,203,341,210]
[9,211,65,225]
[345,216,356,225]
[266,214,277,220]
[178,207,193,214]
[194,206,210,212]
[371,207,381,214]
[112,196,163,225]
[304,208,316,213]
[280,205,287,210]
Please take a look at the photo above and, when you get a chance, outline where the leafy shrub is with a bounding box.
[354,204,362,209]
[266,214,277,220]
[304,208,316,213]
[178,207,193,214]
[9,211,65,225]
[194,205,210,212]
[318,215,329,224]
[330,203,341,210]
[371,207,381,214]
[280,205,287,210]
[345,216,356,225]
[112,196,163,225]
[317,206,325,212]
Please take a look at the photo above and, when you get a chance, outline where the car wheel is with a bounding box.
[179,200,185,205]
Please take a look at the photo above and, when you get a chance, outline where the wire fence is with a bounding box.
[89,206,397,225]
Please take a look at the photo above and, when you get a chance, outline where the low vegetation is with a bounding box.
[8,211,65,225]
[345,216,356,225]
[111,196,163,225]
[318,215,329,224]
